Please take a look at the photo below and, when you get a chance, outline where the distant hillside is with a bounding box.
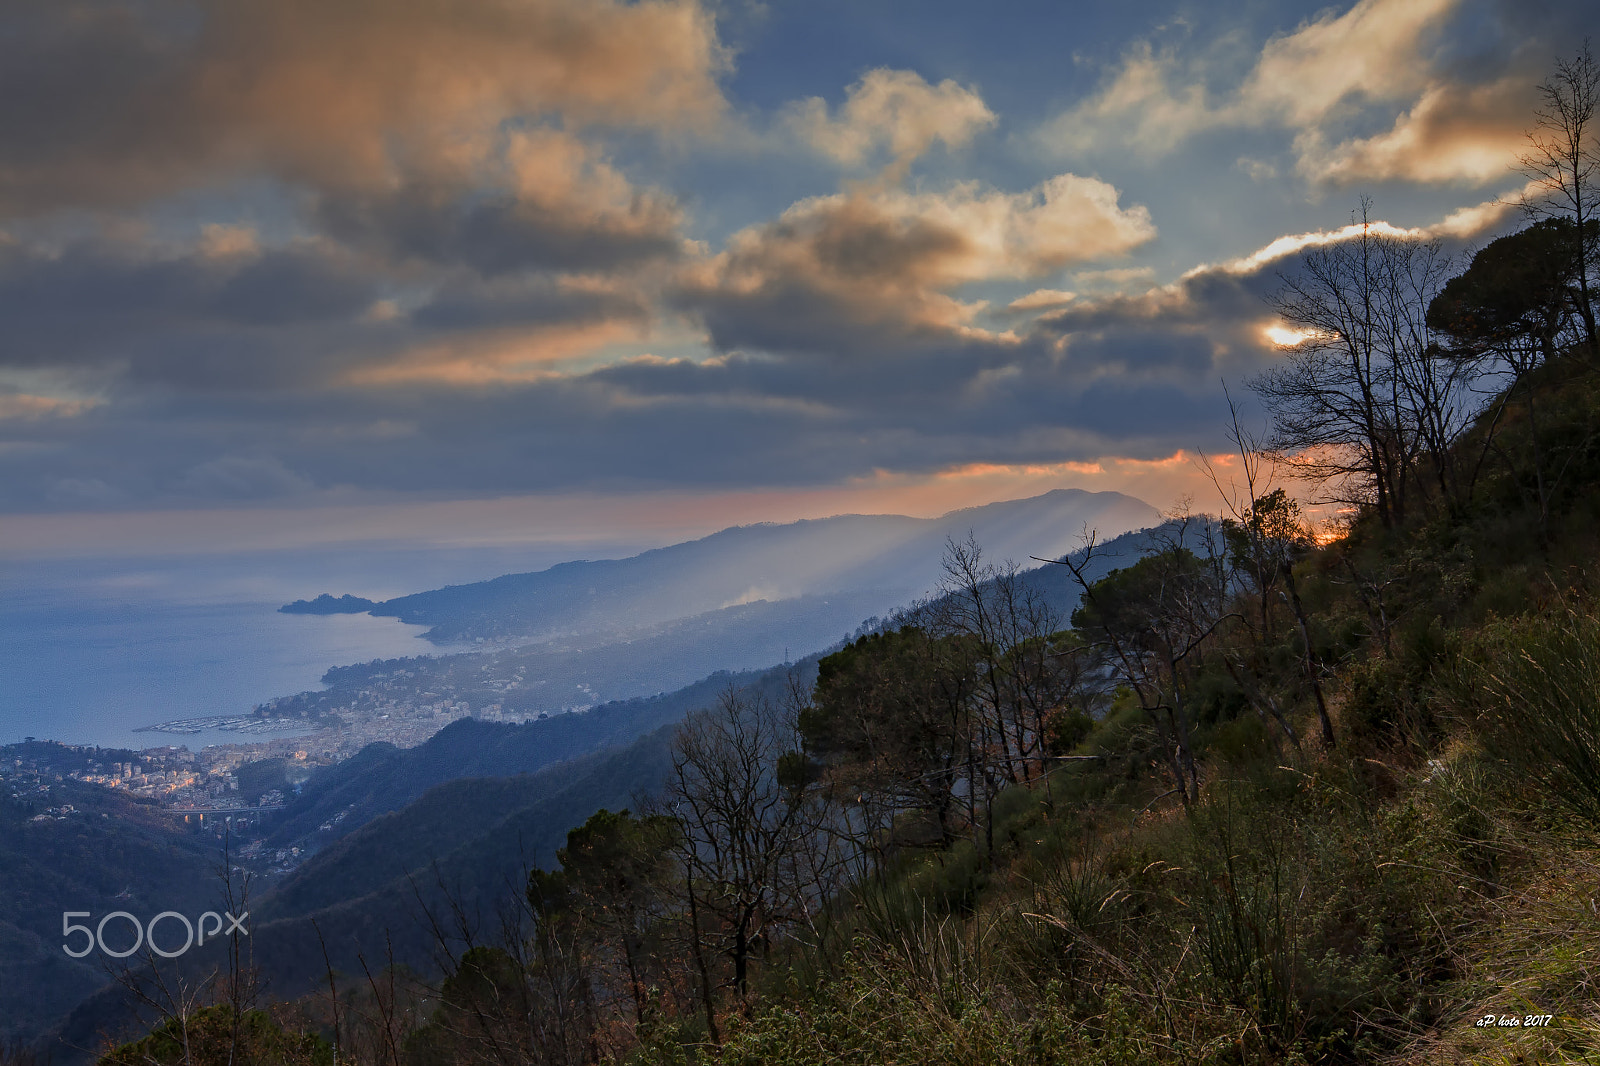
[258,518,1191,859]
[46,664,808,1061]
[0,778,219,1046]
[263,663,792,853]
[291,489,1158,645]
[46,726,683,1061]
[36,514,1180,1059]
[291,588,900,724]
[267,518,1188,855]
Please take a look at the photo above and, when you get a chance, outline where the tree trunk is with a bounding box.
[1283,566,1335,748]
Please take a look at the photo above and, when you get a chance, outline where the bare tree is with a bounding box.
[0,1040,46,1066]
[663,687,836,1019]
[1522,41,1600,351]
[918,536,1090,851]
[1253,201,1459,527]
[217,830,260,1061]
[103,830,260,1066]
[932,536,1072,786]
[1203,390,1331,745]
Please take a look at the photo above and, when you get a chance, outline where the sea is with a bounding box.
[0,543,636,753]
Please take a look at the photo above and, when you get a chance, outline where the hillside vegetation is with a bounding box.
[70,52,1600,1066]
[0,769,219,1046]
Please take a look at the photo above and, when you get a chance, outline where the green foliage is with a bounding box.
[702,968,1196,1066]
[806,627,978,845]
[1187,662,1251,727]
[1428,219,1592,362]
[403,947,536,1066]
[1207,713,1272,767]
[1342,655,1432,745]
[1222,488,1313,586]
[1465,609,1600,831]
[1069,547,1213,645]
[1042,705,1094,754]
[98,1005,333,1066]
[234,757,293,803]
[543,807,681,922]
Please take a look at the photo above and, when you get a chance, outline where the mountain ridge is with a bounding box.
[287,488,1159,645]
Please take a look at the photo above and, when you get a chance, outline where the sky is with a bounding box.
[0,0,1586,562]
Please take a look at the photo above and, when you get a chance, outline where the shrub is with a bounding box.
[98,1006,332,1066]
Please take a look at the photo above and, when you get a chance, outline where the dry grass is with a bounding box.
[1392,845,1600,1065]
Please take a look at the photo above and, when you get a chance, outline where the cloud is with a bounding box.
[0,2,716,407]
[1045,40,1218,155]
[409,273,651,334]
[45,478,126,506]
[678,174,1155,356]
[344,320,648,387]
[1427,188,1527,238]
[1073,266,1158,290]
[1183,193,1521,280]
[1045,0,1533,187]
[0,235,380,384]
[199,225,261,260]
[0,227,666,395]
[787,69,995,179]
[1007,289,1077,311]
[12,208,1482,514]
[1029,198,1520,405]
[0,0,730,215]
[1239,0,1459,127]
[0,0,1552,523]
[1300,74,1533,183]
[1091,0,1460,138]
[0,391,97,421]
[174,454,314,499]
[313,127,689,276]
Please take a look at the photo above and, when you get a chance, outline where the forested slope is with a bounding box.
[71,77,1600,1064]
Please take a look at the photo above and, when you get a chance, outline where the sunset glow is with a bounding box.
[0,0,1569,553]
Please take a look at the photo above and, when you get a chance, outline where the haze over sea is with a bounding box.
[0,541,649,752]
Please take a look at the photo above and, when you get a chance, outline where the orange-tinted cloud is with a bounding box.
[1045,0,1531,187]
[0,0,729,214]
[1186,194,1524,278]
[312,125,689,276]
[1056,0,1459,142]
[771,451,1248,523]
[343,319,647,387]
[1240,0,1459,126]
[1007,289,1077,311]
[0,392,98,420]
[680,176,1155,354]
[1303,75,1533,184]
[0,456,1213,560]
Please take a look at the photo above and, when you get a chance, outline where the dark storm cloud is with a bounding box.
[0,233,661,394]
[0,236,1303,507]
[0,239,379,382]
[314,180,685,278]
[409,276,650,333]
[0,3,213,215]
[0,242,369,340]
